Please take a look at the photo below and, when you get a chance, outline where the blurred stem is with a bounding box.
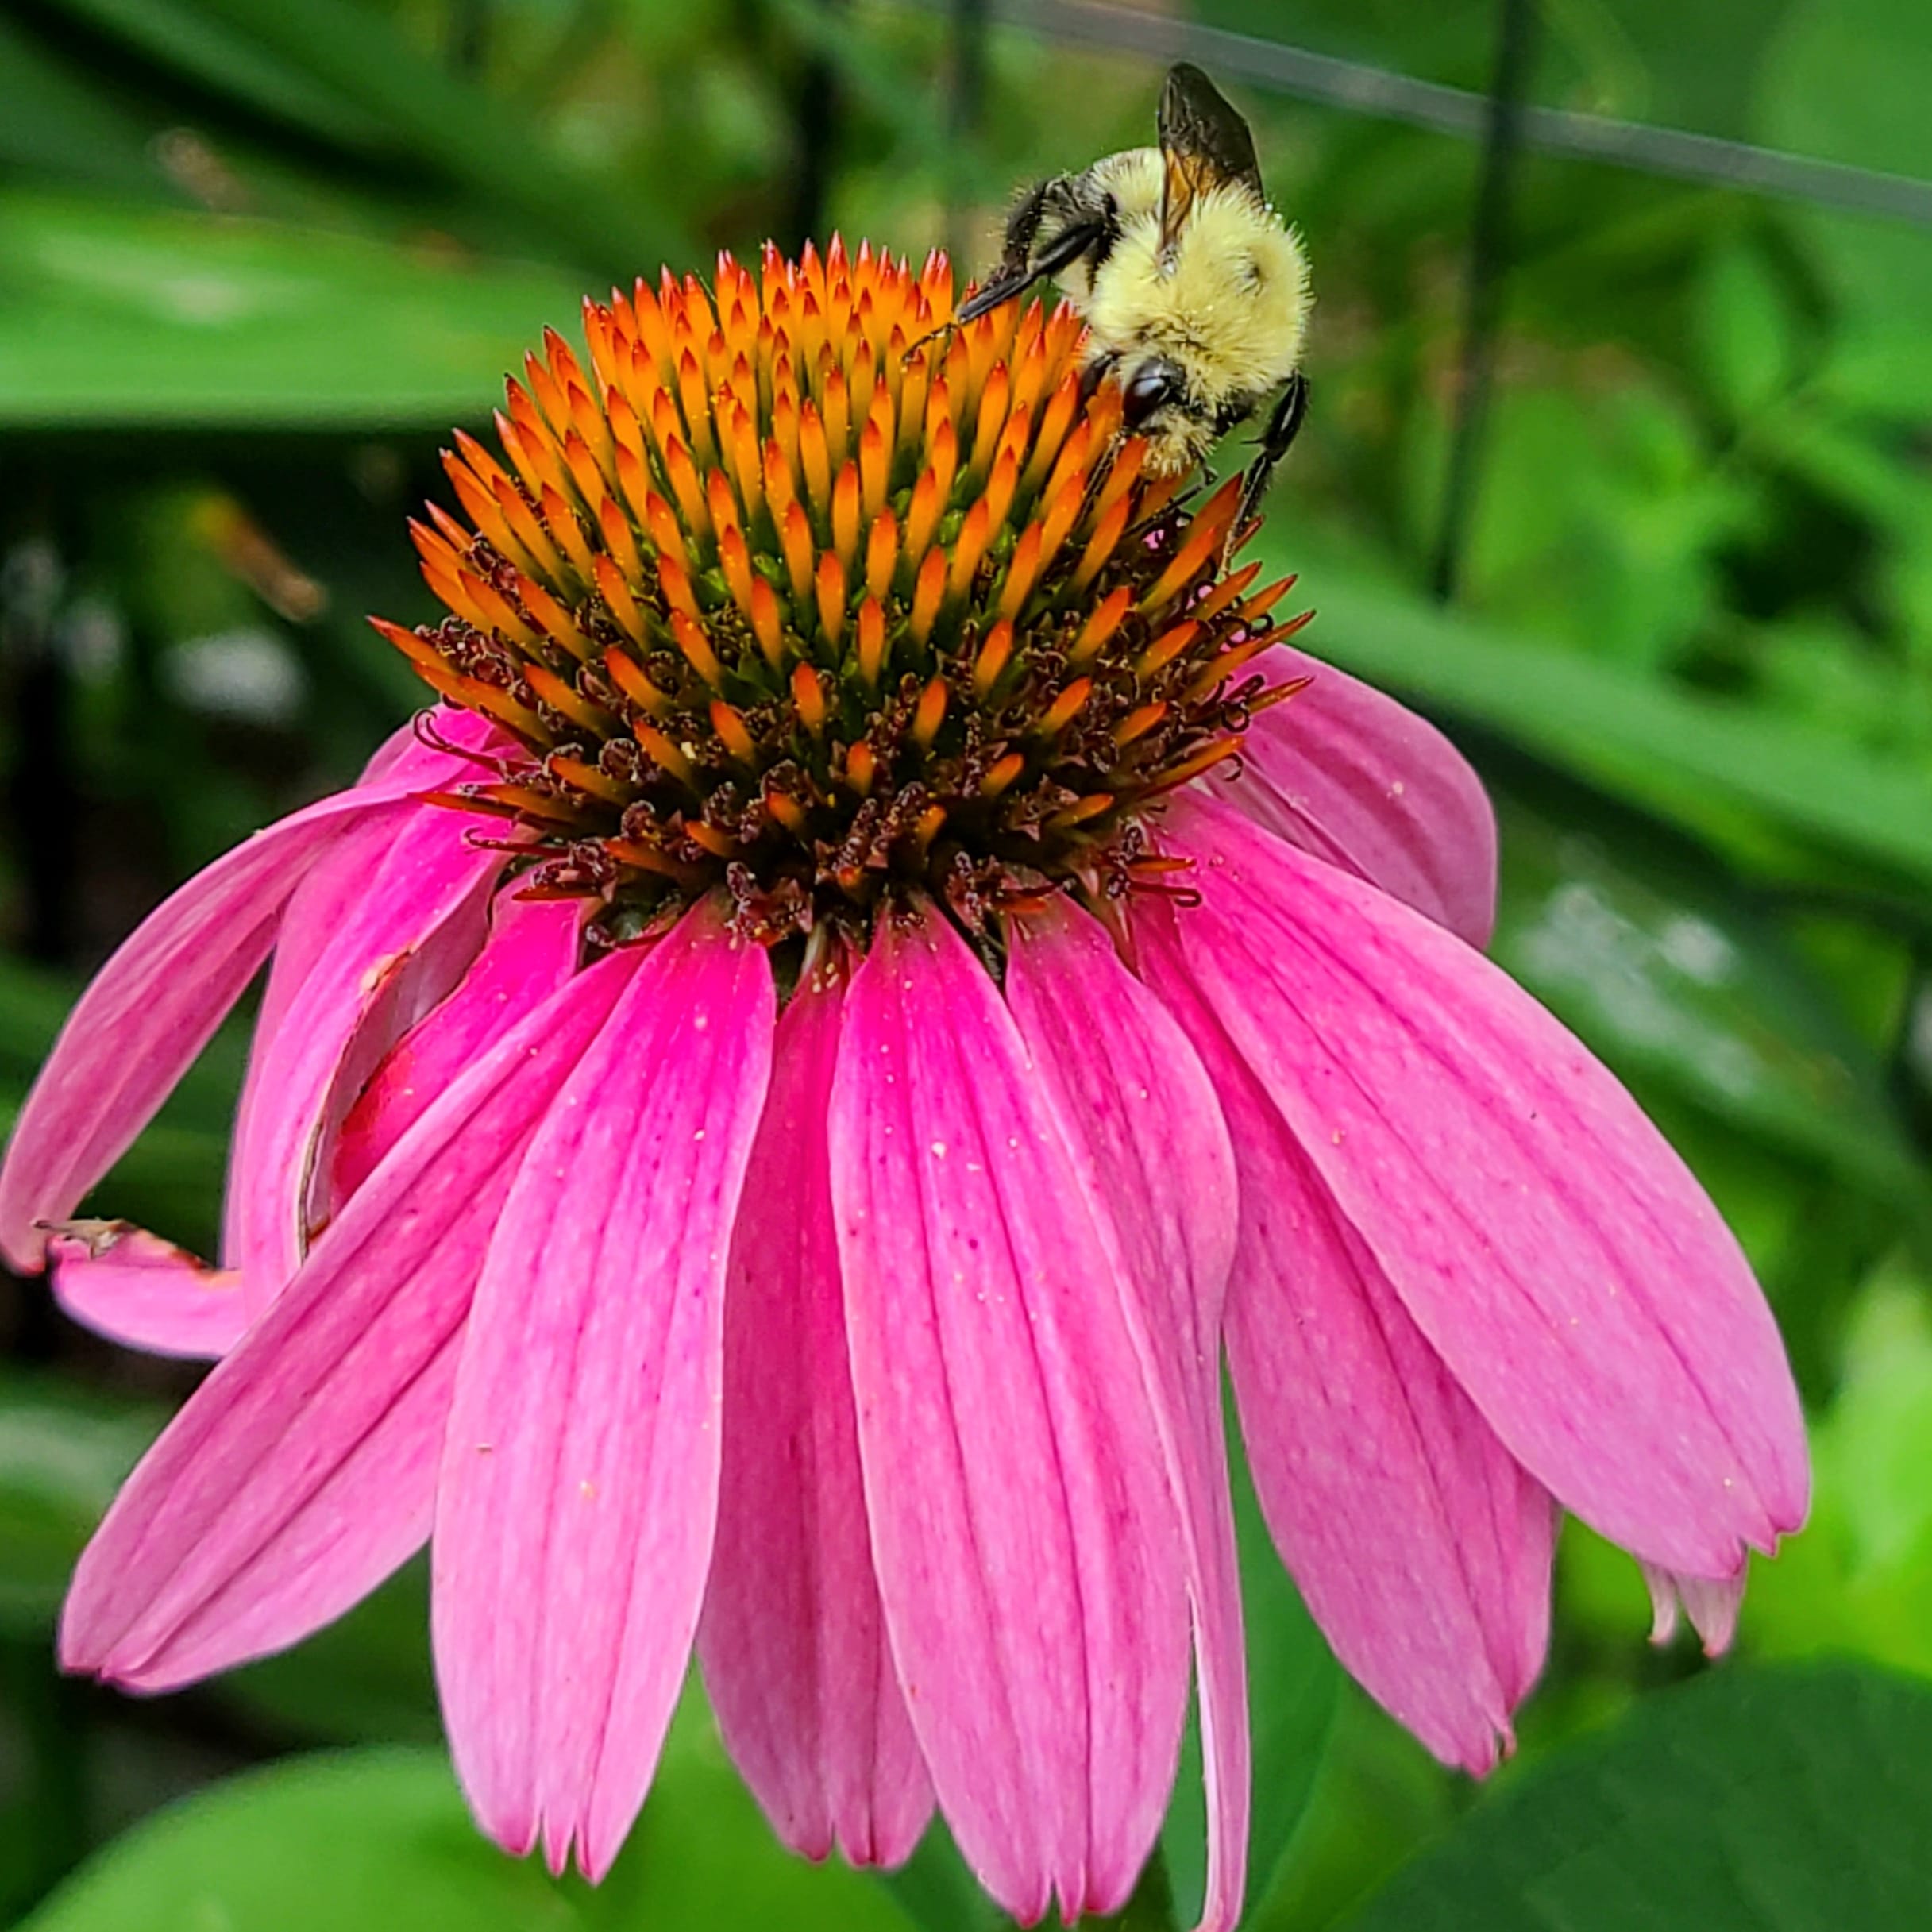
[1430,0,1538,604]
[1,508,78,967]
[945,0,990,262]
[784,0,846,250]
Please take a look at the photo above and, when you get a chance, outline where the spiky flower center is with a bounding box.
[376,237,1305,944]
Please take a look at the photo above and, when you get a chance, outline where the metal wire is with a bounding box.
[924,0,1932,229]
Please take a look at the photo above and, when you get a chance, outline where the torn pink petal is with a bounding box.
[700,962,933,1872]
[830,904,1189,1926]
[1139,904,1552,1771]
[59,937,641,1692]
[0,719,507,1275]
[1006,899,1249,1932]
[1218,643,1498,948]
[1162,795,1808,1577]
[434,903,774,1883]
[226,808,502,1319]
[329,894,584,1209]
[1643,1563,1746,1656]
[48,1225,245,1361]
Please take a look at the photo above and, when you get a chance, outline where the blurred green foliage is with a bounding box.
[2,0,1930,1925]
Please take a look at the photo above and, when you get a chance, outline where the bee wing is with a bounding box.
[1157,62,1263,251]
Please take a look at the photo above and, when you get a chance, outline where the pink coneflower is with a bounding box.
[0,242,1805,1929]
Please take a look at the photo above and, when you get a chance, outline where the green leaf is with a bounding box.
[1279,566,1932,891]
[0,191,587,429]
[37,0,390,152]
[22,1699,922,1932]
[1341,1661,1932,1931]
[0,10,165,191]
[1163,1440,1340,1927]
[1486,761,1926,1210]
[35,0,678,274]
[1695,240,1797,421]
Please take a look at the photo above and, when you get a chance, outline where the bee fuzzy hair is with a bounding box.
[1083,182,1312,415]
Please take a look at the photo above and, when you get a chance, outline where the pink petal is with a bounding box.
[1140,908,1553,1772]
[226,807,502,1320]
[698,962,933,1870]
[1217,643,1498,948]
[433,902,775,1883]
[1005,900,1250,1932]
[829,904,1190,1926]
[328,893,584,1208]
[1642,1563,1745,1656]
[1159,795,1809,1576]
[0,717,506,1275]
[59,925,638,1692]
[48,1225,245,1361]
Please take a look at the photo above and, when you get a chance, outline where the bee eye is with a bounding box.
[1122,359,1183,426]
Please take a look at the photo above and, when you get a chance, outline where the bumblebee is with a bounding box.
[957,64,1312,533]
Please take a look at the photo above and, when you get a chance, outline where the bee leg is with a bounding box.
[1229,372,1309,557]
[1079,349,1119,403]
[955,182,1116,324]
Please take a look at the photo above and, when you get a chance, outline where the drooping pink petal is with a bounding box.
[1139,907,1553,1771]
[434,902,775,1883]
[829,904,1190,1926]
[1159,795,1808,1577]
[1642,1563,1745,1656]
[1219,643,1498,948]
[58,921,634,1692]
[226,807,502,1320]
[699,959,934,1871]
[48,1225,245,1361]
[0,715,506,1275]
[1005,899,1249,1932]
[328,893,584,1208]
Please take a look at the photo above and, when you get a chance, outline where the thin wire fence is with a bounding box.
[904,0,1932,228]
